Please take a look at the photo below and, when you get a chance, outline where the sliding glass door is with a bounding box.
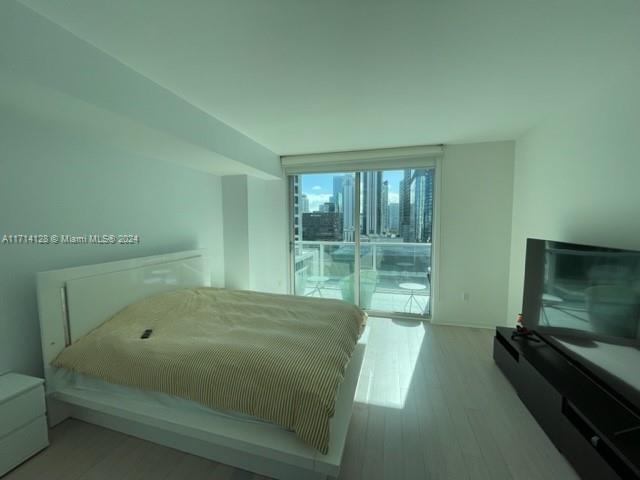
[291,167,434,317]
[291,173,358,304]
[359,169,434,315]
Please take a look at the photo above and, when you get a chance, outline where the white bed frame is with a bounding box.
[36,250,366,480]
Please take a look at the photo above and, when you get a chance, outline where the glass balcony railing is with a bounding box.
[294,240,431,315]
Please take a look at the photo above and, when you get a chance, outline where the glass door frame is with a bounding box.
[353,172,361,308]
[287,165,438,320]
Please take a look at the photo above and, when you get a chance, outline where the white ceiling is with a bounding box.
[17,0,640,155]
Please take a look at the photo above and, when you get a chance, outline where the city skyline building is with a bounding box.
[388,203,399,233]
[398,168,434,242]
[399,170,414,242]
[302,212,342,241]
[292,176,303,245]
[332,176,344,213]
[362,171,383,237]
[413,169,434,242]
[319,202,336,213]
[342,175,355,242]
[297,169,433,243]
[381,180,389,235]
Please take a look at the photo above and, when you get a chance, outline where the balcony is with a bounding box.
[294,240,431,315]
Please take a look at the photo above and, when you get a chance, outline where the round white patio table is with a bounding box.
[399,282,427,313]
[307,275,330,297]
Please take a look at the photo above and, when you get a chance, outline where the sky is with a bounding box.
[301,171,404,212]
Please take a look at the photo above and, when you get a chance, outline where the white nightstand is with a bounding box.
[0,373,49,476]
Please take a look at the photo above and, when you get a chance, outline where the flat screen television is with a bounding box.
[522,238,640,413]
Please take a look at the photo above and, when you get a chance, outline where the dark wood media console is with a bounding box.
[493,327,640,479]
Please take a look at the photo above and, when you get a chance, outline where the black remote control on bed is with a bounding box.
[140,329,153,339]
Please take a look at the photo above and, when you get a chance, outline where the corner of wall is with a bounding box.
[434,140,516,328]
[221,175,288,294]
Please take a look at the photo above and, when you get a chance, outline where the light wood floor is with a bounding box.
[6,318,579,480]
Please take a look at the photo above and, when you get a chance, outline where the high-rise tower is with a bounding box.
[342,175,355,242]
[362,171,383,237]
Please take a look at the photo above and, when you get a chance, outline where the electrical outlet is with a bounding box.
[462,292,470,301]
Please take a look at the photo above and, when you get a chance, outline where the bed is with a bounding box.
[36,250,368,480]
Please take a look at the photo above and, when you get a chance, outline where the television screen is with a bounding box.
[522,238,640,409]
[523,239,640,339]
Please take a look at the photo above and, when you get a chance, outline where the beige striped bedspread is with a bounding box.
[52,287,366,453]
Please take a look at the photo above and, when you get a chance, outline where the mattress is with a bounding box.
[51,368,281,428]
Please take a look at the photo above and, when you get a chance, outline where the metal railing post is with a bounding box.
[293,240,432,316]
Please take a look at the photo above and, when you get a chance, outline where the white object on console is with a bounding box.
[0,373,49,476]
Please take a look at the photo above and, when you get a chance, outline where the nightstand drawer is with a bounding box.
[0,385,46,438]
[0,415,48,476]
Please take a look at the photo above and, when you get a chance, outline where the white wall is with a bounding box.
[435,141,515,327]
[0,108,225,377]
[221,176,288,294]
[0,0,290,379]
[507,75,640,323]
[247,177,288,294]
[1,0,281,180]
[222,176,250,290]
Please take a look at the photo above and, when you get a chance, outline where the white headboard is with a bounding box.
[37,250,210,389]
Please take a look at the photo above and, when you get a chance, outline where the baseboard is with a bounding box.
[429,320,499,330]
[366,311,429,322]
